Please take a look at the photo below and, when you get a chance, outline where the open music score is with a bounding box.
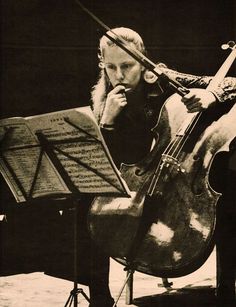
[0,106,130,203]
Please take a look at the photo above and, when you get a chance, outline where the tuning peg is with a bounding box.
[221,41,235,50]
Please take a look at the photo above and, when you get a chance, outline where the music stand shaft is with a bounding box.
[73,202,78,307]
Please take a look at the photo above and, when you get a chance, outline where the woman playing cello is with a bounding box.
[89,27,235,307]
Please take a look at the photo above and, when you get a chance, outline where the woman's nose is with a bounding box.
[115,67,124,80]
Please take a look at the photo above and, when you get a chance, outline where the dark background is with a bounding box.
[0,0,235,278]
[1,0,235,119]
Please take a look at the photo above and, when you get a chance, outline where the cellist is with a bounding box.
[88,27,235,307]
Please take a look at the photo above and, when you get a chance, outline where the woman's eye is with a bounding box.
[105,63,132,71]
[121,64,130,70]
[106,64,116,70]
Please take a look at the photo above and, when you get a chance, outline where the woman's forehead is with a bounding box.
[103,45,137,63]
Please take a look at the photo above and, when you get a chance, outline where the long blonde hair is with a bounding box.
[91,27,147,122]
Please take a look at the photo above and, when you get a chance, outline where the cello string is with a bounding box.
[164,111,202,159]
[148,112,202,195]
[148,135,183,195]
[173,112,202,159]
[160,113,198,158]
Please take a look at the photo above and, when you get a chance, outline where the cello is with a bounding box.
[88,36,236,278]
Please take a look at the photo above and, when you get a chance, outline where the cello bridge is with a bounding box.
[161,154,185,173]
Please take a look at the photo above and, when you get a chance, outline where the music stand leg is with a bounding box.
[64,200,90,307]
[125,270,133,305]
[65,288,90,307]
[113,268,134,306]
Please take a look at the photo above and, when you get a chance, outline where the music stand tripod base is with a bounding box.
[64,287,90,307]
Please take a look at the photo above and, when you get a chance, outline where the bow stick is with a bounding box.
[75,0,190,96]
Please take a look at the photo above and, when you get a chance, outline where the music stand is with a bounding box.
[35,119,129,307]
[63,199,90,307]
[0,114,129,307]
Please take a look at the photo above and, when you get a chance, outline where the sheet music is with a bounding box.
[0,117,70,202]
[27,106,130,195]
[0,107,130,203]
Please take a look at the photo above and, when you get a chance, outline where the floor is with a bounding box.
[0,248,220,307]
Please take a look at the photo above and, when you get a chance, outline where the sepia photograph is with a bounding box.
[1,0,235,306]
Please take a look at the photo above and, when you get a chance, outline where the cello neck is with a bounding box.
[177,41,236,137]
[207,41,236,91]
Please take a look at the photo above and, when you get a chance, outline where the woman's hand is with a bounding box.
[100,85,127,125]
[181,88,217,113]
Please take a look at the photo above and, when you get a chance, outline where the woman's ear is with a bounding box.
[99,62,105,69]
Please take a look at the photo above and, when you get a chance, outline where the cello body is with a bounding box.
[89,94,236,277]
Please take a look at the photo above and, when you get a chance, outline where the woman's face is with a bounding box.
[103,44,144,90]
